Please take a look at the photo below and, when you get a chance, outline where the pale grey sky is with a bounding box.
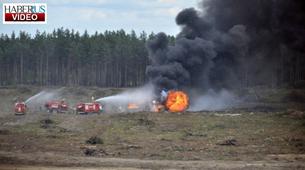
[0,0,200,36]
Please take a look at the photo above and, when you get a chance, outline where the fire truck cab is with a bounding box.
[15,102,27,115]
[76,102,103,114]
[45,100,68,113]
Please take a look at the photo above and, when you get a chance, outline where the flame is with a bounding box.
[128,103,139,109]
[152,104,164,112]
[165,90,189,112]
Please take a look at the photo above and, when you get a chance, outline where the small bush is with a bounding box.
[40,119,54,129]
[137,118,155,127]
[0,129,10,135]
[84,148,96,156]
[86,136,103,145]
[40,119,53,124]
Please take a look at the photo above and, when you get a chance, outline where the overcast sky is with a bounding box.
[0,0,199,36]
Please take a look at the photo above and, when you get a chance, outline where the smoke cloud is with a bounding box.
[145,0,305,111]
[146,0,305,91]
[188,89,239,111]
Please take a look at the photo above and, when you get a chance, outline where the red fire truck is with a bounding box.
[76,102,103,114]
[45,100,69,113]
[15,102,27,115]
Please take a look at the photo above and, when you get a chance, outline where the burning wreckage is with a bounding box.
[13,89,189,115]
[151,90,189,112]
[114,89,189,113]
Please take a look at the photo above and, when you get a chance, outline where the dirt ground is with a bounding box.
[0,86,305,169]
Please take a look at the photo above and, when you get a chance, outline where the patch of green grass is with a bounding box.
[156,131,186,141]
[13,122,47,134]
[12,118,71,138]
[4,110,305,161]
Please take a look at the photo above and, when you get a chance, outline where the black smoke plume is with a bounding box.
[146,0,305,91]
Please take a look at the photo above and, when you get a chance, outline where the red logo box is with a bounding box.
[3,3,47,24]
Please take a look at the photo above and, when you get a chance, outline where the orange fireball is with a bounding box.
[165,90,189,112]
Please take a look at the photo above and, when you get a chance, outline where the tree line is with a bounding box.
[0,28,303,88]
[0,28,174,87]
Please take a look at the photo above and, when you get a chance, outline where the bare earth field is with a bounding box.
[0,86,305,169]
